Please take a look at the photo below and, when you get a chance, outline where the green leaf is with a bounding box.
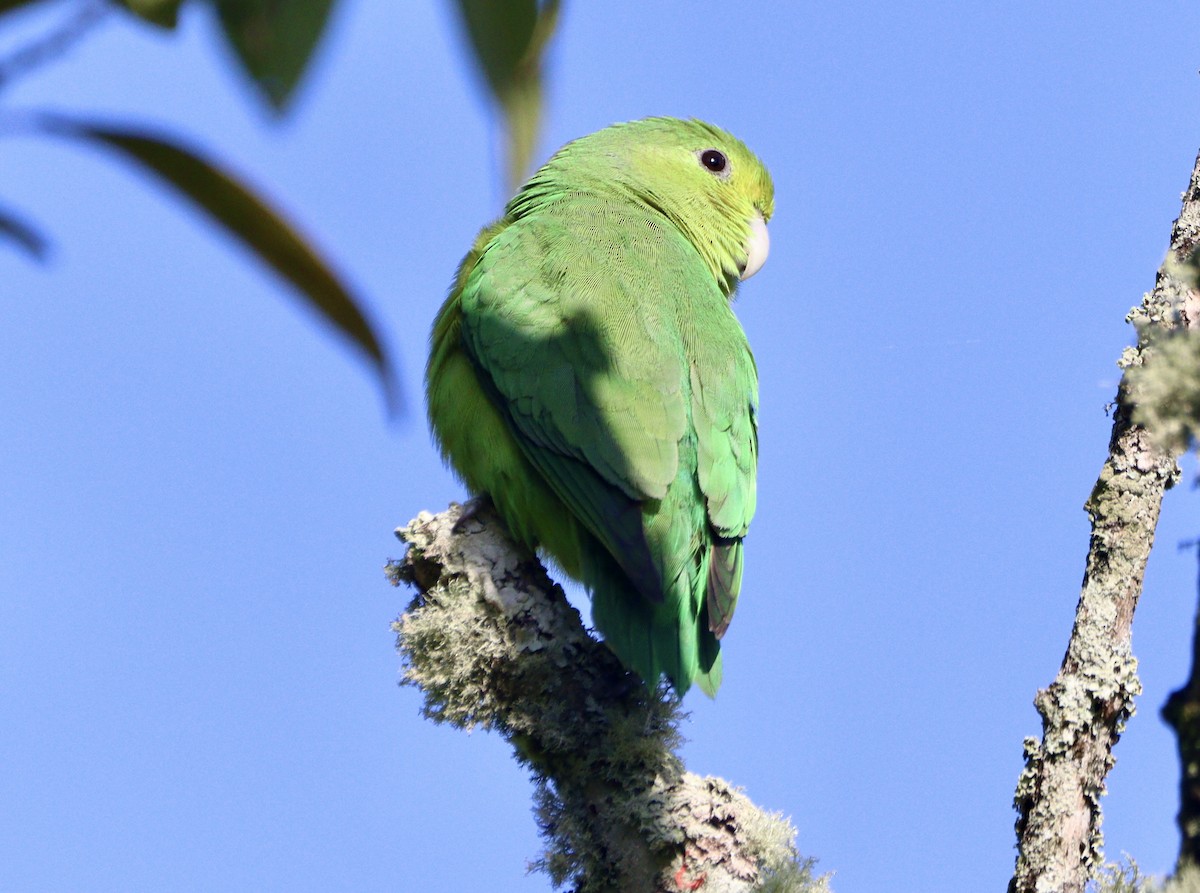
[116,0,186,29]
[0,201,49,261]
[454,0,537,98]
[211,0,337,112]
[451,0,560,192]
[35,114,398,411]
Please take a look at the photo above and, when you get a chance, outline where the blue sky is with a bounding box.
[3,2,1200,891]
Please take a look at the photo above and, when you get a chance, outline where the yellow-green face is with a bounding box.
[512,116,775,288]
[620,117,774,285]
[617,118,774,217]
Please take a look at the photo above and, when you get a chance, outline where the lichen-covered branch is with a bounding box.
[387,503,826,893]
[1008,148,1200,893]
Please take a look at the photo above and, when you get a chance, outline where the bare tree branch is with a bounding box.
[388,503,827,893]
[1008,147,1200,893]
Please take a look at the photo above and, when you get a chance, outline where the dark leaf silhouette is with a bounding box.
[214,0,336,111]
[115,0,184,29]
[35,114,397,411]
[452,0,559,191]
[0,0,50,18]
[0,200,48,260]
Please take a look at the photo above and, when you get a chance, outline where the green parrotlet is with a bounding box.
[427,117,773,695]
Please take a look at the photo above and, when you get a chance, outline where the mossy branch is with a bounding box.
[1007,147,1200,893]
[387,502,827,893]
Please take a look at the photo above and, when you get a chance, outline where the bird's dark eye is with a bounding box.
[700,149,727,173]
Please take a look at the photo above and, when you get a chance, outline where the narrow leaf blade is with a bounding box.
[36,114,397,410]
[451,0,560,191]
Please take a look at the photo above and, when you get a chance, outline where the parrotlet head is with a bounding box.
[508,117,774,293]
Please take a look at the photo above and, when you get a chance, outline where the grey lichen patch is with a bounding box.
[389,505,596,731]
[755,859,832,893]
[390,503,828,892]
[1123,247,1200,459]
[1121,226,1200,371]
[666,776,818,892]
[1025,641,1143,877]
[1125,289,1180,349]
[1093,859,1200,893]
[1127,330,1200,456]
[1011,737,1043,821]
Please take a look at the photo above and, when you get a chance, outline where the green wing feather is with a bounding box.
[455,195,758,693]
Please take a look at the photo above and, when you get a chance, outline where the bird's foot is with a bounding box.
[452,494,494,533]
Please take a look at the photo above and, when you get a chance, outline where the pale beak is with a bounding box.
[740,213,770,280]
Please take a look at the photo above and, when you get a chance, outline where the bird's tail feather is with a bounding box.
[585,540,719,696]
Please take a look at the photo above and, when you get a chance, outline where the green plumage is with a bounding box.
[427,117,774,695]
